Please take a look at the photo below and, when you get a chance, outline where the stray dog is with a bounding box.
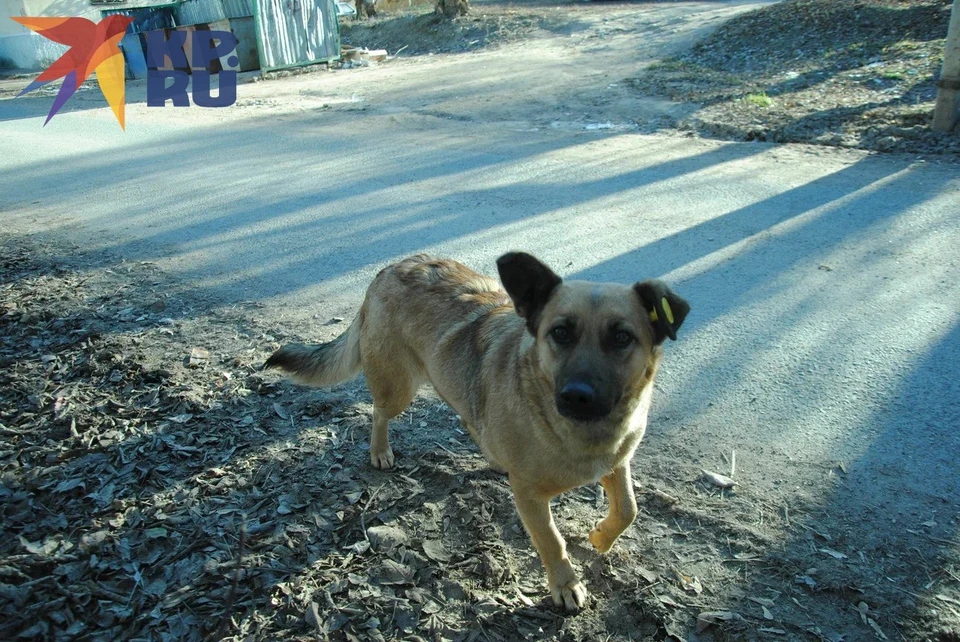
[266,252,689,611]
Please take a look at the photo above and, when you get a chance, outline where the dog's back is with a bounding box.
[268,254,521,468]
[359,255,525,436]
[266,255,504,383]
[367,254,510,347]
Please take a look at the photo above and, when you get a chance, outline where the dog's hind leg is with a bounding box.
[362,351,421,470]
[369,407,397,469]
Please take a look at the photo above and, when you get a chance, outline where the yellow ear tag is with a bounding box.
[661,297,674,325]
[649,309,659,323]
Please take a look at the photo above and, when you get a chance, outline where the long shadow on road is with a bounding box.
[574,159,960,637]
[2,116,772,314]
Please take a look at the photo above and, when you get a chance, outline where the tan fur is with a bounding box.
[266,253,688,612]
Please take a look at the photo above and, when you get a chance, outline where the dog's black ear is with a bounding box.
[634,280,690,344]
[496,252,562,335]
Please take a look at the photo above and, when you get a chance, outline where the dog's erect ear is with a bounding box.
[634,280,690,344]
[496,252,562,335]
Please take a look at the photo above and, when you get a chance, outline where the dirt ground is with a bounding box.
[88,0,751,134]
[2,0,955,156]
[339,0,564,55]
[2,231,958,642]
[1,235,747,642]
[629,0,959,156]
[2,1,960,641]
[338,0,958,157]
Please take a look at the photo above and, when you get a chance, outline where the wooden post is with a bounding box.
[932,0,960,132]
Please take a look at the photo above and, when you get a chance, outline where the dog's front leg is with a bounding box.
[511,480,587,612]
[588,462,638,553]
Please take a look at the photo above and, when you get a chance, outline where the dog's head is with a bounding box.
[497,252,690,424]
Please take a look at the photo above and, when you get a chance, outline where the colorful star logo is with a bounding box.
[12,16,134,128]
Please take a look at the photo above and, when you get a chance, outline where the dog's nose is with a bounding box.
[557,380,611,421]
[559,381,596,408]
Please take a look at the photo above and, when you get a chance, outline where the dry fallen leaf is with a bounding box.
[375,559,416,585]
[304,601,322,630]
[515,587,534,607]
[868,617,888,640]
[423,539,451,563]
[53,478,85,493]
[637,566,659,584]
[187,347,209,367]
[796,575,817,589]
[696,611,740,632]
[856,601,871,624]
[674,570,703,595]
[701,470,737,489]
[649,487,679,504]
[366,525,409,552]
[19,536,59,557]
[348,540,371,555]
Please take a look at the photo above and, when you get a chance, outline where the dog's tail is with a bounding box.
[264,312,363,387]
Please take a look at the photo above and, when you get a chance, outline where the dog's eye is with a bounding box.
[550,326,572,345]
[613,330,633,347]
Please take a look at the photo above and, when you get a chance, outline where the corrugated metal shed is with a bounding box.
[100,5,177,33]
[253,0,339,72]
[174,0,228,25]
[98,0,335,75]
[221,0,254,18]
[230,17,260,70]
[92,0,180,8]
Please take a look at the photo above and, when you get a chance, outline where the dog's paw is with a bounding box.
[370,446,395,469]
[588,523,615,554]
[550,579,587,613]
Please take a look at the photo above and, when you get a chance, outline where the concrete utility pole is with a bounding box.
[932,0,960,132]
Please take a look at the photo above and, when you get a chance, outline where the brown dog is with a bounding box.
[266,252,689,611]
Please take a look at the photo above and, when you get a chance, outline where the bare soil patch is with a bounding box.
[629,0,959,156]
[339,3,570,56]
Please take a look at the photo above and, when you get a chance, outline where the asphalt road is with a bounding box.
[2,0,959,631]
